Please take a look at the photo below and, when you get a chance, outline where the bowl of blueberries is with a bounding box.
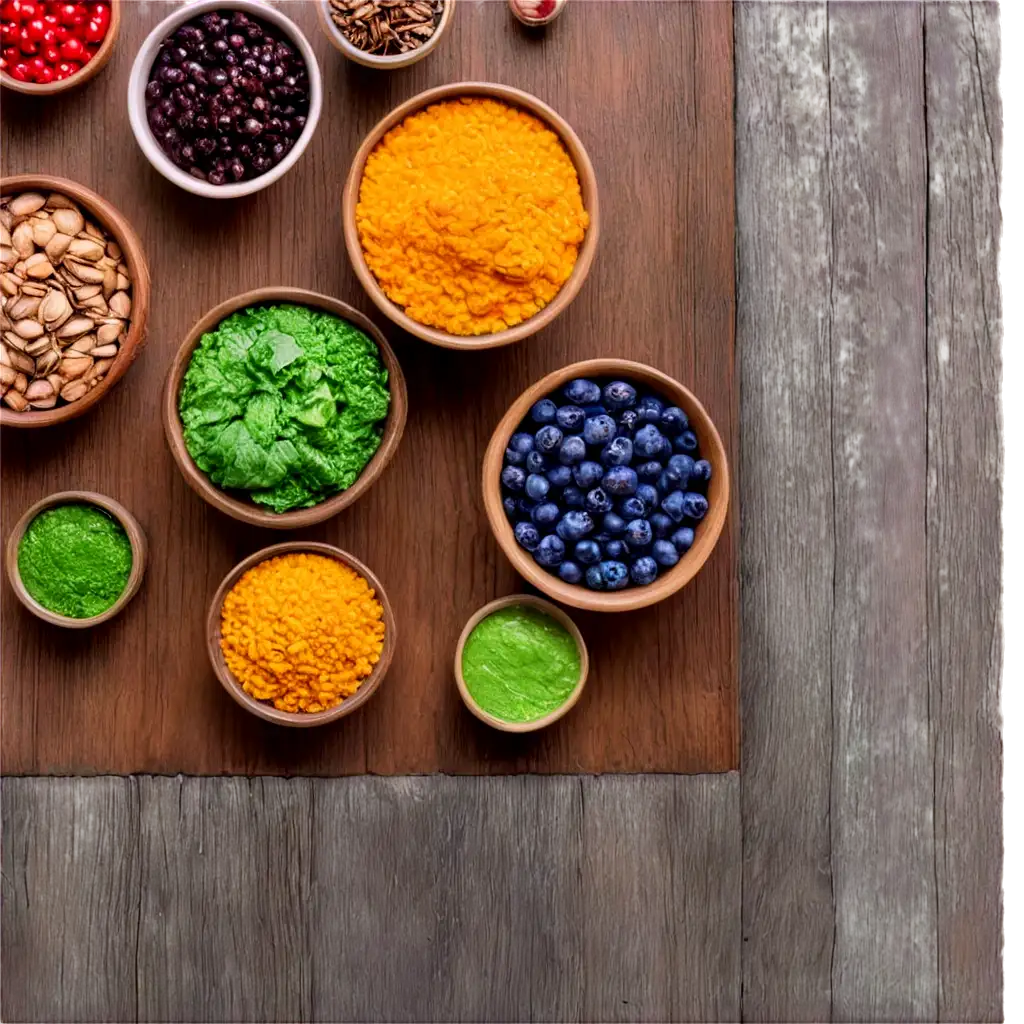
[483,359,729,612]
[127,0,322,198]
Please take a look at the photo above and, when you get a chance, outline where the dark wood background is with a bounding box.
[0,0,737,775]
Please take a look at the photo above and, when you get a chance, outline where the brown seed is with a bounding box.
[13,371,27,393]
[3,330,27,352]
[59,379,89,402]
[24,336,53,357]
[65,258,104,284]
[51,207,85,236]
[45,232,73,263]
[0,365,16,386]
[0,246,16,270]
[108,291,131,318]
[80,294,108,314]
[1,273,20,297]
[24,253,54,280]
[8,193,46,217]
[97,322,123,345]
[89,343,119,358]
[45,193,77,210]
[31,218,57,248]
[115,272,131,291]
[87,357,113,380]
[59,355,92,379]
[35,349,60,375]
[5,293,40,320]
[11,222,35,258]
[69,335,97,354]
[102,267,117,299]
[29,395,57,409]
[3,390,28,411]
[106,240,122,261]
[39,289,71,325]
[20,281,47,297]
[7,348,33,374]
[13,319,44,340]
[24,379,54,401]
[68,237,105,262]
[57,316,93,339]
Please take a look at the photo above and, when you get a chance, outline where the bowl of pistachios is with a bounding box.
[0,174,150,428]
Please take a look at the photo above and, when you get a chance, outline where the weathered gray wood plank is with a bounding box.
[924,4,1003,1020]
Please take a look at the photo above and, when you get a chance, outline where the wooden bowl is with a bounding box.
[163,286,407,530]
[0,173,150,428]
[0,0,121,95]
[454,593,588,733]
[207,541,397,727]
[318,0,455,69]
[482,358,731,613]
[342,82,600,351]
[5,489,147,629]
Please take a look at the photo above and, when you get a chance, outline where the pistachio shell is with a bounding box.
[5,294,40,320]
[51,207,85,236]
[57,315,93,339]
[67,237,105,262]
[31,218,56,247]
[44,232,72,263]
[10,222,34,259]
[45,193,77,210]
[65,258,104,284]
[8,193,46,217]
[59,355,92,379]
[39,288,71,325]
[3,390,28,411]
[13,319,44,340]
[96,322,123,345]
[24,379,54,401]
[29,395,57,409]
[24,253,54,280]
[59,379,89,402]
[108,291,131,318]
[89,343,118,358]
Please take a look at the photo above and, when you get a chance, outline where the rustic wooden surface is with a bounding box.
[0,0,738,776]
[0,1,1003,1022]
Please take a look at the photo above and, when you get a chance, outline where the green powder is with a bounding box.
[18,504,133,619]
[461,605,581,723]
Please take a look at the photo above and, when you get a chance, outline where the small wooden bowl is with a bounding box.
[454,594,588,733]
[342,82,600,351]
[163,286,407,530]
[207,541,397,727]
[482,358,731,613]
[0,0,121,95]
[318,0,455,69]
[1,173,150,428]
[5,489,147,629]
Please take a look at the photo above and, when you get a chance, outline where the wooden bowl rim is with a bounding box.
[0,172,151,428]
[0,0,120,95]
[206,541,397,727]
[482,358,731,612]
[453,593,589,733]
[318,0,456,68]
[162,286,408,530]
[341,80,600,351]
[4,489,148,629]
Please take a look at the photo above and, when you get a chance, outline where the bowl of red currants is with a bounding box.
[483,359,730,613]
[0,0,118,94]
[127,0,322,199]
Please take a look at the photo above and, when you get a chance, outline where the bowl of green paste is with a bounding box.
[164,287,407,529]
[455,594,589,732]
[5,491,147,628]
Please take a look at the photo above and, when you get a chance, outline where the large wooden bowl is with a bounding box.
[163,287,407,530]
[482,359,730,613]
[207,541,397,727]
[0,0,121,96]
[0,173,150,428]
[342,81,600,351]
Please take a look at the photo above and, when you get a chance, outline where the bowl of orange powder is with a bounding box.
[206,541,396,727]
[342,82,600,350]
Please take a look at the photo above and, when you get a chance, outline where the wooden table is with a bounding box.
[0,2,1002,1021]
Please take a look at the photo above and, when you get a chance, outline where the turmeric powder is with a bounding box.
[219,553,385,714]
[357,97,590,337]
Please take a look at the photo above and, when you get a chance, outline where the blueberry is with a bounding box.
[691,459,712,485]
[574,539,602,565]
[592,531,612,545]
[582,415,617,447]
[650,512,674,539]
[558,435,587,466]
[674,429,699,453]
[582,403,608,418]
[509,431,535,458]
[558,561,583,585]
[636,483,660,513]
[532,502,561,527]
[671,527,695,553]
[556,405,586,431]
[660,406,689,435]
[530,398,558,424]
[603,380,637,411]
[634,424,665,458]
[603,539,628,560]
[653,539,680,567]
[518,498,538,517]
[601,436,634,467]
[681,492,709,520]
[501,465,526,491]
[636,460,664,483]
[573,460,604,489]
[625,519,653,547]
[505,446,526,467]
[535,425,563,453]
[602,466,638,496]
[585,565,606,590]
[630,556,659,586]
[525,450,548,474]
[603,512,626,535]
[599,561,630,590]
[514,521,540,551]
[562,486,585,508]
[661,490,686,522]
[585,487,613,514]
[556,510,595,543]
[525,474,550,501]
[546,465,572,488]
[564,378,602,405]
[618,496,646,520]
[666,453,695,486]
[534,534,565,568]
[503,496,518,520]
[657,471,675,496]
[636,396,664,424]
[617,408,640,435]
[654,434,674,460]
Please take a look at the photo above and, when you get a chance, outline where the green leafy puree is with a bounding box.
[179,303,390,514]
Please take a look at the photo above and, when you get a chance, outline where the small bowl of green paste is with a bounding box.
[5,491,147,628]
[455,594,589,732]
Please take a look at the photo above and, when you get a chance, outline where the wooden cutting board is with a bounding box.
[0,0,737,775]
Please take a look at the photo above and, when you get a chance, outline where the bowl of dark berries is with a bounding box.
[127,0,322,198]
[483,359,730,612]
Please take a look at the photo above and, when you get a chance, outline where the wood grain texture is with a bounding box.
[0,774,740,1024]
[0,0,738,776]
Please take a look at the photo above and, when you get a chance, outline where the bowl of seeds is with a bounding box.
[0,174,149,427]
[318,0,454,70]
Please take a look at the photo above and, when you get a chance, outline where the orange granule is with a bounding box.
[219,553,385,714]
[356,96,590,337]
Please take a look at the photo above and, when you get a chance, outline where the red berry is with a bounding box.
[57,33,80,58]
[55,1,75,24]
[18,0,34,15]
[53,22,67,40]
[0,1,24,22]
[0,22,17,43]
[2,43,16,60]
[82,16,101,42]
[8,58,28,78]
[40,25,53,42]
[34,61,52,81]
[41,11,55,25]
[24,15,42,39]
[17,24,38,52]
[69,1,85,24]
[89,0,107,21]
[41,41,56,60]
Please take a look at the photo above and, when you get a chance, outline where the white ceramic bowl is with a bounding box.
[127,0,323,199]
[317,0,455,69]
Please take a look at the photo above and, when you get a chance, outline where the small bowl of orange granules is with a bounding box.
[207,541,396,727]
[342,81,600,351]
